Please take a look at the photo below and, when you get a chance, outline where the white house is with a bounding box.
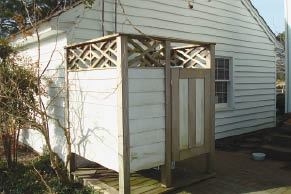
[15,0,280,184]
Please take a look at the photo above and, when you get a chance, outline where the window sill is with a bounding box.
[215,104,234,112]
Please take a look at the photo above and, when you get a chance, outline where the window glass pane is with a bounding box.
[215,57,230,104]
[225,69,229,80]
[217,58,224,68]
[215,82,228,104]
[225,59,229,67]
[215,58,230,81]
[217,69,225,80]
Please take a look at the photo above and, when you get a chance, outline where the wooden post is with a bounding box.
[69,153,76,173]
[65,49,75,176]
[117,35,130,194]
[161,40,172,187]
[207,44,216,173]
[286,0,291,112]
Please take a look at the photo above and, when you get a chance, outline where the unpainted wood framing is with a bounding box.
[65,33,216,192]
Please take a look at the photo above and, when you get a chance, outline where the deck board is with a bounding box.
[73,161,215,194]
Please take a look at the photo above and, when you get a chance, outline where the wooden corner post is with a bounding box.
[161,40,172,187]
[207,44,216,173]
[117,35,130,194]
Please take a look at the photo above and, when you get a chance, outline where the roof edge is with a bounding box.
[241,0,283,49]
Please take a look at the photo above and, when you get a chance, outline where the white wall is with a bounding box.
[18,32,68,160]
[68,69,119,172]
[128,68,165,172]
[67,0,276,138]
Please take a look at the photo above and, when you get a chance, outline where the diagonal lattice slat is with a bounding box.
[171,46,210,68]
[127,37,165,67]
[67,39,118,70]
[67,34,211,70]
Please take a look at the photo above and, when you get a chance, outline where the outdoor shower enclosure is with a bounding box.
[66,33,215,192]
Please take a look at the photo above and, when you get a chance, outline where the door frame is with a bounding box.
[171,68,212,161]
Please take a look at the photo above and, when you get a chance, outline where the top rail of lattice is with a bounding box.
[66,33,215,70]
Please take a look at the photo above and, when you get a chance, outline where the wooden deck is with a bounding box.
[72,157,215,194]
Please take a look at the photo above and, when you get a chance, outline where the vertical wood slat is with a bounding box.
[188,79,196,148]
[207,44,216,173]
[117,35,130,194]
[204,73,211,150]
[161,40,172,187]
[196,79,205,146]
[179,79,189,150]
[171,68,180,161]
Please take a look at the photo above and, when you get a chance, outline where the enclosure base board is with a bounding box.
[72,164,215,194]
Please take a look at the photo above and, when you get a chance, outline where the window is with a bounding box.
[215,58,231,105]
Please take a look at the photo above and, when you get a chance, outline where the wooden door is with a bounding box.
[171,68,212,161]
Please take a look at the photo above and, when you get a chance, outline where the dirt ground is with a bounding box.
[0,141,38,165]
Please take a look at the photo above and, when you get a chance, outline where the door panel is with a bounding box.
[195,78,205,146]
[179,79,189,150]
[171,68,211,161]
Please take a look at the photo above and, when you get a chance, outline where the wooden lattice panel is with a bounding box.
[127,37,165,67]
[171,46,209,68]
[67,39,117,70]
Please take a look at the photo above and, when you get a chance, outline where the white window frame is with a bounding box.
[215,56,234,110]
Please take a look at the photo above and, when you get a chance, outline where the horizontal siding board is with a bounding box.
[68,69,119,171]
[128,79,165,92]
[234,100,275,109]
[68,0,277,141]
[234,72,275,77]
[234,83,275,90]
[69,92,117,106]
[129,117,165,134]
[130,129,164,148]
[235,89,275,97]
[68,69,118,80]
[236,60,275,68]
[128,68,164,79]
[236,77,275,84]
[113,0,260,28]
[215,117,275,133]
[128,92,165,107]
[69,79,118,92]
[130,142,165,172]
[216,111,275,126]
[235,94,275,103]
[78,16,274,51]
[215,122,275,139]
[128,68,165,171]
[129,104,165,120]
[235,66,275,73]
[216,105,275,119]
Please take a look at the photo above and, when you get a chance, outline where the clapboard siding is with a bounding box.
[68,0,276,138]
[216,105,275,119]
[216,117,275,134]
[18,33,68,160]
[128,69,165,172]
[19,0,278,166]
[216,111,275,126]
[130,142,165,172]
[216,122,274,139]
[68,69,119,171]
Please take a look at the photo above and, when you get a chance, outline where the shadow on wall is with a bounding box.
[68,71,119,170]
[47,67,68,161]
